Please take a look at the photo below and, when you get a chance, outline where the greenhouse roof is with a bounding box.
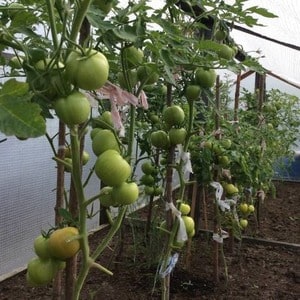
[229,0,300,87]
[148,0,300,88]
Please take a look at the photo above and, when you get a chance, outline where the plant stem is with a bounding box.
[69,126,90,300]
[69,0,93,45]
[45,0,59,50]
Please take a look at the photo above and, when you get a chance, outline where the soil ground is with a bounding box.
[0,180,299,299]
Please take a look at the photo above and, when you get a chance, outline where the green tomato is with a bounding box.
[150,130,170,149]
[215,30,227,41]
[144,185,155,196]
[248,204,255,213]
[220,138,232,149]
[195,68,216,89]
[54,91,90,126]
[224,183,239,195]
[141,161,155,175]
[92,129,120,156]
[179,203,191,216]
[239,219,248,228]
[82,151,90,165]
[123,46,144,68]
[64,158,72,173]
[65,49,109,90]
[48,227,80,260]
[182,216,195,235]
[217,44,235,60]
[163,105,185,127]
[239,203,249,214]
[137,63,159,85]
[168,127,187,145]
[95,150,131,186]
[218,155,230,167]
[140,174,155,186]
[26,257,57,286]
[111,182,139,205]
[185,84,201,102]
[34,235,51,259]
[99,186,116,207]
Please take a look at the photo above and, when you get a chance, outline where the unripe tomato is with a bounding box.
[168,127,187,145]
[26,257,57,286]
[215,30,227,41]
[163,105,185,127]
[141,161,154,175]
[99,186,116,207]
[248,204,255,213]
[92,129,120,156]
[140,174,155,186]
[150,130,170,149]
[111,182,139,205]
[65,49,109,90]
[185,84,201,102]
[182,216,195,235]
[34,235,51,259]
[217,44,235,60]
[144,185,155,196]
[123,46,144,68]
[95,150,131,186]
[64,158,72,173]
[82,151,90,165]
[239,203,249,214]
[179,203,191,215]
[137,63,159,85]
[153,186,163,196]
[48,227,80,260]
[240,219,248,228]
[218,155,230,167]
[224,183,239,195]
[54,91,91,126]
[220,138,232,149]
[195,68,216,88]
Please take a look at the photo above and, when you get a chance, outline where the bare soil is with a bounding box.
[0,180,299,300]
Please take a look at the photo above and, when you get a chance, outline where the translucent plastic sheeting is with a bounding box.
[229,0,300,86]
[0,118,100,280]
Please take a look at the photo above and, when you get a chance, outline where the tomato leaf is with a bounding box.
[0,79,46,138]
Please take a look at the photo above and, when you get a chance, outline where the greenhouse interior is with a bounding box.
[0,1,299,299]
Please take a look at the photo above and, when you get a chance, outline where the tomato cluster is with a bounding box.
[26,227,80,286]
[91,112,139,207]
[140,161,163,196]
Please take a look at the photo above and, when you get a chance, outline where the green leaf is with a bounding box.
[159,49,175,67]
[247,6,278,18]
[0,79,46,138]
[112,26,137,42]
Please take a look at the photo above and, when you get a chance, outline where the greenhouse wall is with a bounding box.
[0,118,101,281]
